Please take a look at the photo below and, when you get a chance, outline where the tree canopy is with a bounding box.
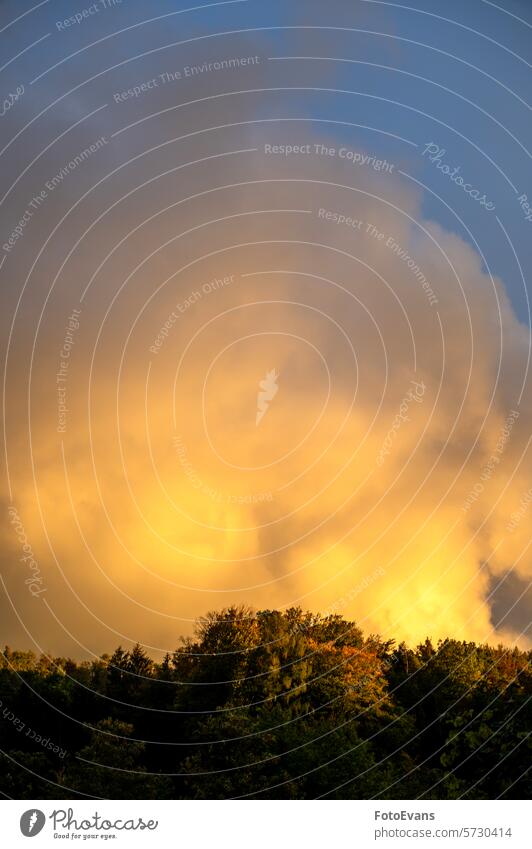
[0,606,529,799]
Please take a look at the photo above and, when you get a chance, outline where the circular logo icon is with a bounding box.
[20,809,46,837]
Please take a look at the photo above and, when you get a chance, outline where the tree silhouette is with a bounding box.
[0,608,529,799]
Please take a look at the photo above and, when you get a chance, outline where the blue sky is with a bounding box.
[1,0,531,320]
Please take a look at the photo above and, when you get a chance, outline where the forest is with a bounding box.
[0,606,530,799]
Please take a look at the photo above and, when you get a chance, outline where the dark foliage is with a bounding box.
[0,607,530,799]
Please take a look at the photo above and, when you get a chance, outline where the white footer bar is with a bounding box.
[1,799,529,848]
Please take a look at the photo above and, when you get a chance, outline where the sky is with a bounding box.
[0,0,531,658]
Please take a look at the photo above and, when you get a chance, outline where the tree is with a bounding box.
[66,718,171,798]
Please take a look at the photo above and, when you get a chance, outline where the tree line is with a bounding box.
[0,606,530,799]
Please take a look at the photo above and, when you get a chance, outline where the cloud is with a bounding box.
[2,119,531,658]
